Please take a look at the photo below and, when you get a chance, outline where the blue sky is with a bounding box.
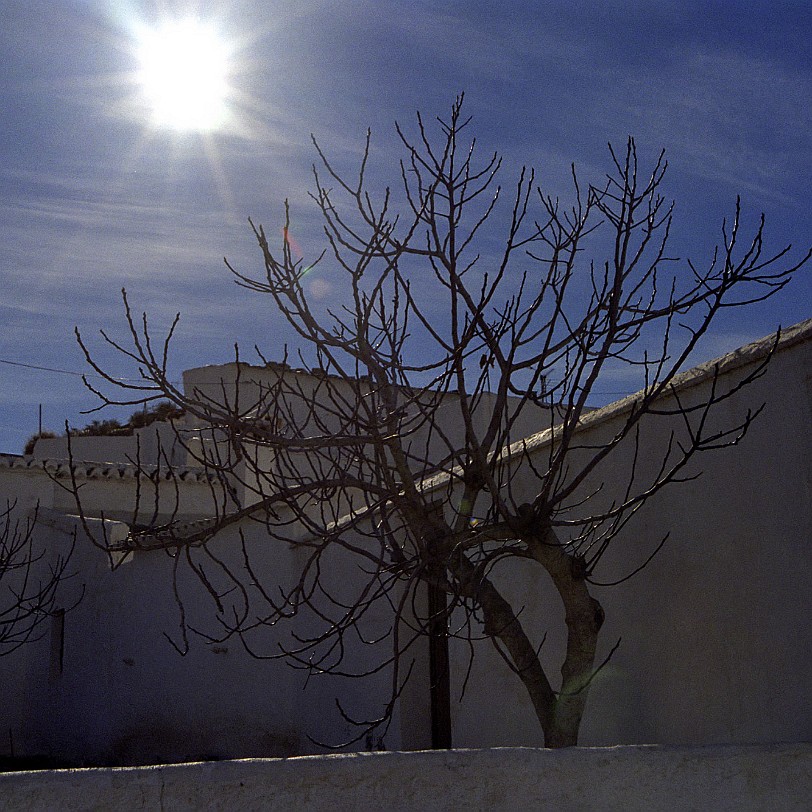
[1,0,810,453]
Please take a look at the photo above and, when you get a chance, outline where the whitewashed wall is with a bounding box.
[0,326,809,765]
[33,421,187,467]
[447,326,812,748]
[0,507,402,765]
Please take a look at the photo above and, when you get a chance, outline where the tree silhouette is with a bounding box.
[1,502,75,657]
[72,98,809,747]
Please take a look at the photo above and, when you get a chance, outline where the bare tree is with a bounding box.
[0,502,75,657]
[73,97,809,748]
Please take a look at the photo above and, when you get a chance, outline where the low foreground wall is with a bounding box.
[1,744,810,811]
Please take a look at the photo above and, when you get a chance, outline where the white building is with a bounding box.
[0,320,809,765]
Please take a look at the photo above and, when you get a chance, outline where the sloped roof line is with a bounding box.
[408,319,812,496]
[507,318,812,459]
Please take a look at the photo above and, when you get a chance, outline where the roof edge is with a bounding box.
[0,453,215,483]
[515,317,812,456]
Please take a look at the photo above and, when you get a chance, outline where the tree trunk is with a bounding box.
[452,541,604,748]
[531,540,604,748]
[449,553,559,741]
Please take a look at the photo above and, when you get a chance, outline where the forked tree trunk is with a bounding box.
[532,541,605,747]
[456,541,603,748]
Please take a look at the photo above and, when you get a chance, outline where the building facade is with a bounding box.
[0,321,809,765]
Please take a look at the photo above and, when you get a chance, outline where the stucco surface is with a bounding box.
[1,324,809,763]
[1,744,810,812]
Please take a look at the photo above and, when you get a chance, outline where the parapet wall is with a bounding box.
[1,744,810,811]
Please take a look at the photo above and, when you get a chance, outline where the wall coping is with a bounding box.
[1,743,810,811]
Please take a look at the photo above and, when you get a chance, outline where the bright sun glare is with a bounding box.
[136,18,230,132]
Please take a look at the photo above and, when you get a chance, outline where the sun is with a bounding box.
[135,18,231,132]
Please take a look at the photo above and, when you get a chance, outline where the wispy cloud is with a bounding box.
[0,1,809,454]
[586,46,812,203]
